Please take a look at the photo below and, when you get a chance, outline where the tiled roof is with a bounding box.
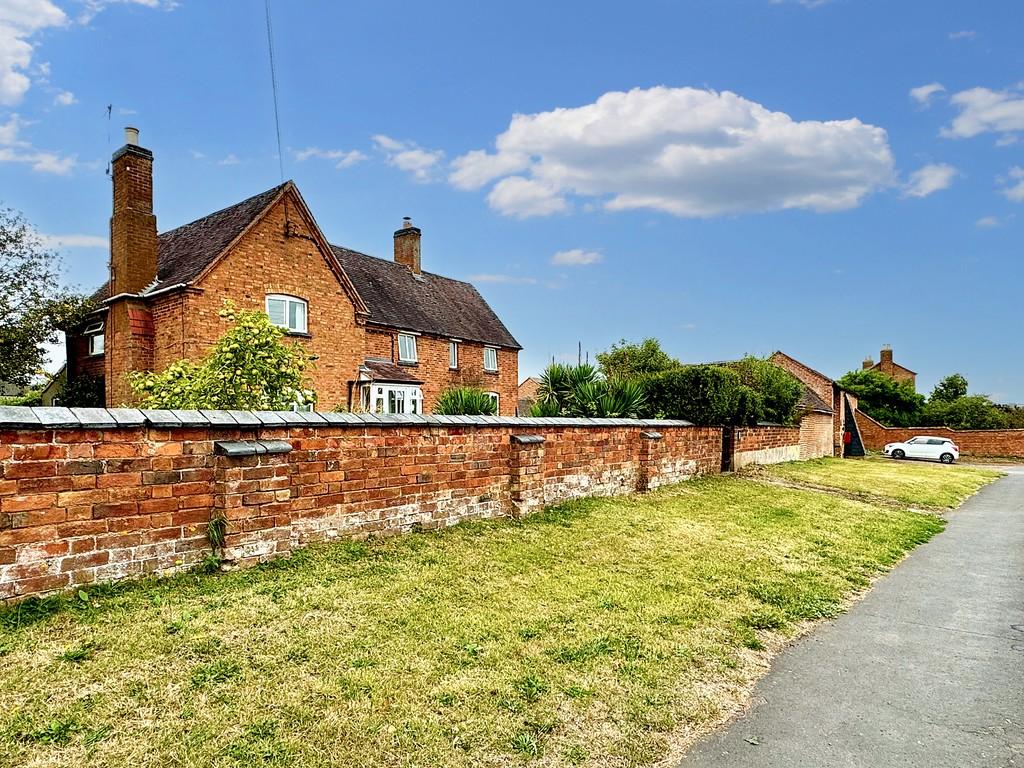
[332,246,521,349]
[361,359,423,384]
[91,183,289,303]
[798,385,833,414]
[88,182,520,350]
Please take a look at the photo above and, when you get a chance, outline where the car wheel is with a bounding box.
[940,453,955,464]
[892,449,905,459]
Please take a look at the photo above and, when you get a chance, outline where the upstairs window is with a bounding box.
[266,295,308,334]
[449,341,459,369]
[84,321,104,356]
[398,333,418,363]
[483,346,498,372]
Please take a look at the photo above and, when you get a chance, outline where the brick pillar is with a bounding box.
[508,434,545,518]
[213,440,293,566]
[105,299,154,406]
[637,430,663,491]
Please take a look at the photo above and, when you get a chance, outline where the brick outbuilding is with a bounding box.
[68,130,520,414]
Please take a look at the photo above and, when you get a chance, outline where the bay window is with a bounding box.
[361,383,423,415]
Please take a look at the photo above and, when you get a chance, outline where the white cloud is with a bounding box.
[902,163,957,198]
[949,30,977,41]
[451,86,895,219]
[467,273,538,285]
[1000,166,1024,202]
[0,0,67,105]
[551,248,603,266]
[0,111,74,173]
[76,0,178,24]
[217,153,240,166]
[975,216,1001,228]
[910,82,945,107]
[372,134,443,182]
[943,85,1024,139]
[39,232,108,248]
[53,88,74,106]
[293,146,366,169]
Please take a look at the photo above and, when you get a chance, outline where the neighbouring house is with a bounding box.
[769,351,864,458]
[39,366,66,406]
[861,344,916,391]
[67,129,520,414]
[517,376,541,415]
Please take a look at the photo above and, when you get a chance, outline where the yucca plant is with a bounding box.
[433,386,498,416]
[531,363,646,418]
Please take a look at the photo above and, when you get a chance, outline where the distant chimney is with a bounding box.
[110,127,157,295]
[393,216,421,274]
[880,345,893,365]
[862,357,874,370]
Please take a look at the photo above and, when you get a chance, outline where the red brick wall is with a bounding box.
[799,412,833,459]
[855,411,1024,458]
[1,417,730,601]
[732,425,802,468]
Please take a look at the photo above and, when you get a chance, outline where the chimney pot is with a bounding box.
[402,216,413,229]
[124,126,140,146]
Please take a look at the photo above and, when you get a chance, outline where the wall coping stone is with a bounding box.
[0,406,698,431]
[511,434,545,444]
[214,439,293,457]
[640,431,663,440]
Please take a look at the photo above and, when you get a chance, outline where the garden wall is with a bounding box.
[732,424,802,469]
[0,407,743,601]
[855,411,1024,458]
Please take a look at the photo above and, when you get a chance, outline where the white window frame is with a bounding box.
[449,340,459,369]
[265,294,308,334]
[486,391,499,411]
[361,383,423,415]
[483,346,498,372]
[398,333,418,363]
[84,321,104,356]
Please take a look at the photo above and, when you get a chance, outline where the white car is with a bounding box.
[883,436,959,464]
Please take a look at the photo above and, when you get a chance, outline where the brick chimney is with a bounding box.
[105,127,156,406]
[393,217,421,274]
[862,356,874,370]
[110,127,158,295]
[880,345,893,365]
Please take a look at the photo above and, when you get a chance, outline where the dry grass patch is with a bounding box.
[758,456,1000,509]
[0,475,945,768]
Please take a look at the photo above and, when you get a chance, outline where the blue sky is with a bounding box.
[2,0,1022,399]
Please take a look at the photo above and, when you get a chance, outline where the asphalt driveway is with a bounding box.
[682,466,1024,768]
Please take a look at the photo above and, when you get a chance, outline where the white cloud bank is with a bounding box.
[943,85,1024,140]
[902,163,957,198]
[551,248,602,266]
[373,134,443,182]
[450,86,895,219]
[39,232,108,248]
[1000,167,1024,202]
[0,111,73,173]
[293,146,366,169]
[0,0,67,105]
[910,82,945,107]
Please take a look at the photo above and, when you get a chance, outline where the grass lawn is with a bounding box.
[757,456,1001,508]
[0,465,991,768]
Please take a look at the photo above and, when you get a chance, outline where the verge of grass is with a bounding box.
[756,456,1000,508]
[0,474,945,768]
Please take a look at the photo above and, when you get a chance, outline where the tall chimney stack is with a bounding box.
[880,345,893,365]
[110,126,157,295]
[862,356,874,370]
[393,216,421,275]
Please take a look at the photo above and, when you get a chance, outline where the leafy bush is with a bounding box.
[530,364,646,418]
[58,374,104,407]
[0,387,42,406]
[433,387,498,416]
[729,356,803,425]
[921,395,1008,430]
[836,369,925,426]
[646,365,762,425]
[129,301,315,410]
[596,338,678,381]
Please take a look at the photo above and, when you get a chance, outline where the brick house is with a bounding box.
[861,345,916,390]
[769,351,863,458]
[68,129,521,414]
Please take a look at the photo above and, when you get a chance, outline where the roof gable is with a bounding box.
[332,245,521,349]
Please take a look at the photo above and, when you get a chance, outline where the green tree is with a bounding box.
[922,395,1008,430]
[931,373,968,403]
[0,207,94,387]
[727,356,803,425]
[596,338,678,381]
[129,302,315,409]
[646,365,763,425]
[836,369,925,426]
[434,387,498,416]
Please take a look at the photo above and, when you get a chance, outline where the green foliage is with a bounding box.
[595,338,678,381]
[729,356,803,425]
[646,365,763,425]
[0,387,42,406]
[58,374,104,408]
[530,364,646,418]
[931,373,968,403]
[921,395,1008,430]
[0,207,94,386]
[433,387,498,416]
[998,404,1024,429]
[836,369,925,426]
[129,301,315,410]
